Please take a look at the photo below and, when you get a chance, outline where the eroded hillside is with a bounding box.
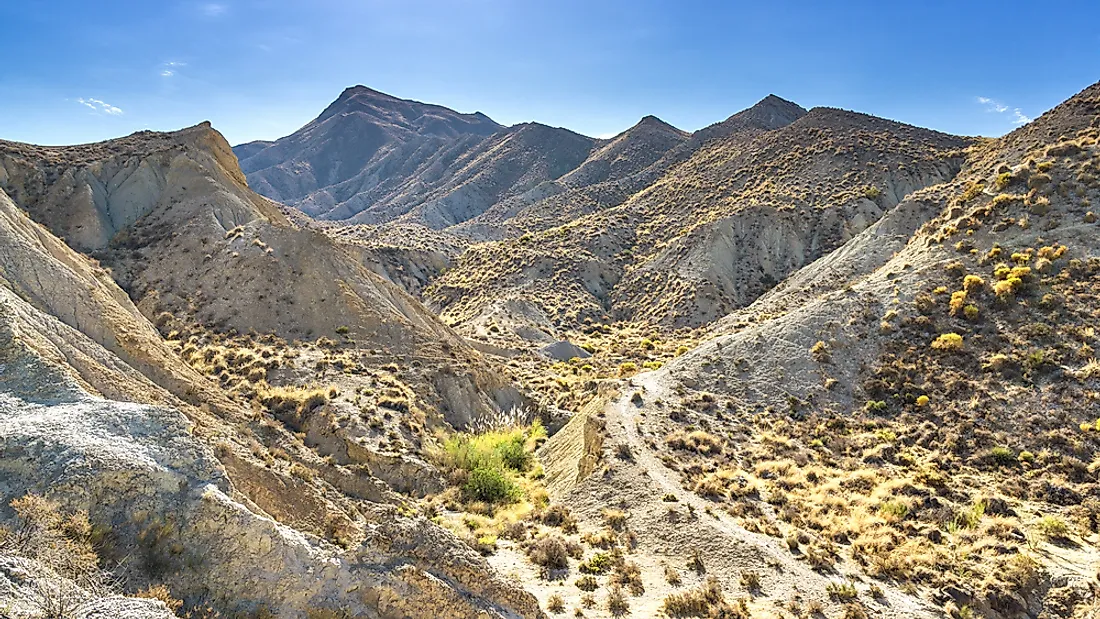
[0,126,545,618]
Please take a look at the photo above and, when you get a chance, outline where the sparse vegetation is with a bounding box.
[662,577,725,617]
[1035,515,1069,540]
[527,534,583,574]
[931,332,964,352]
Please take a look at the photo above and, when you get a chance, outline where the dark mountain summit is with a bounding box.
[233,86,502,213]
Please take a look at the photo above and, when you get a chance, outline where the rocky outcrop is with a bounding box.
[0,556,178,619]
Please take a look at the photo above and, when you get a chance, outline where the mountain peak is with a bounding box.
[689,94,807,144]
[309,85,501,135]
[338,84,388,99]
[739,94,808,127]
[634,115,683,133]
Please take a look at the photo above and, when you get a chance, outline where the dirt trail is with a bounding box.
[611,373,786,551]
[592,369,945,618]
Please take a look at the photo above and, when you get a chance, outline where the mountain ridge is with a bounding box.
[232,89,814,232]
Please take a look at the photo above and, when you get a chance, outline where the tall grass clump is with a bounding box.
[435,421,546,505]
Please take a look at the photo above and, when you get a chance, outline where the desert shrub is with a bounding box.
[994,278,1020,299]
[1027,172,1052,190]
[826,580,858,601]
[541,504,578,532]
[501,520,528,541]
[810,341,830,362]
[1009,265,1032,280]
[618,362,638,376]
[547,594,565,613]
[990,446,1016,466]
[666,431,723,455]
[995,172,1014,190]
[440,427,535,473]
[576,575,599,591]
[949,290,968,315]
[878,500,909,522]
[1036,515,1069,540]
[959,182,985,203]
[289,462,315,481]
[256,385,329,425]
[528,535,582,572]
[662,577,724,616]
[952,500,987,530]
[463,467,521,504]
[377,395,410,413]
[931,333,964,352]
[4,495,99,580]
[1002,553,1041,591]
[607,585,629,615]
[916,395,930,407]
[1047,141,1083,157]
[963,274,985,291]
[602,509,627,530]
[611,560,645,596]
[496,437,532,471]
[992,193,1024,206]
[579,552,614,574]
[135,585,184,612]
[863,400,887,413]
[3,494,108,617]
[688,548,706,573]
[665,565,682,585]
[468,533,497,555]
[862,186,882,200]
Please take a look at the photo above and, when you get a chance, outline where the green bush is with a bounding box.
[463,467,521,504]
[990,446,1016,466]
[578,552,614,574]
[1036,515,1069,540]
[495,436,533,471]
[442,428,534,473]
[878,500,909,522]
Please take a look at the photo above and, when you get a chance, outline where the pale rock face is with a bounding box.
[0,289,542,618]
[0,556,178,619]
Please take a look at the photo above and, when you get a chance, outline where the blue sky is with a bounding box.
[1,0,1097,146]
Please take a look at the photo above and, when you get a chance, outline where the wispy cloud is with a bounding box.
[977,96,1031,125]
[160,61,187,77]
[200,3,227,17]
[76,98,124,116]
